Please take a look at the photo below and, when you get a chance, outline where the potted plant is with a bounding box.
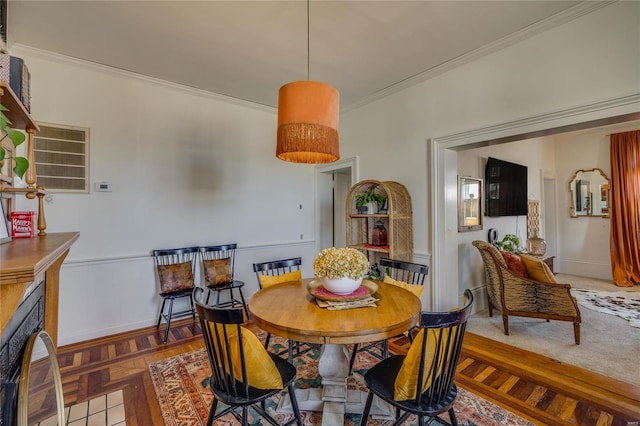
[0,104,29,179]
[355,189,386,214]
[495,233,522,253]
[312,247,370,294]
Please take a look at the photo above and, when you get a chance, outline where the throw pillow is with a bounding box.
[499,251,530,279]
[157,261,194,294]
[394,327,450,401]
[258,269,302,289]
[521,255,558,284]
[211,323,283,389]
[383,275,424,298]
[203,258,232,286]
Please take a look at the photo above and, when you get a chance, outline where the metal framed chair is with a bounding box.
[193,287,303,426]
[359,290,473,426]
[252,257,317,363]
[152,246,199,343]
[199,244,249,319]
[349,257,429,372]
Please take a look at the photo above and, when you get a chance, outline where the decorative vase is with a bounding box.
[371,220,387,246]
[322,276,363,295]
[526,230,547,256]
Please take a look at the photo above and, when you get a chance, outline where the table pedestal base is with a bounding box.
[276,343,394,425]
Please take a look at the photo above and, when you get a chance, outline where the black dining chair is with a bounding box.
[151,246,199,343]
[349,257,429,372]
[359,289,473,426]
[252,257,317,363]
[193,287,303,426]
[199,244,249,319]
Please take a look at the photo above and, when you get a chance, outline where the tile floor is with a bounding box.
[36,389,126,426]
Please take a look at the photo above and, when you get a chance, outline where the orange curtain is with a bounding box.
[610,130,640,287]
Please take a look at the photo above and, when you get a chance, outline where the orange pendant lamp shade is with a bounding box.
[276,80,340,164]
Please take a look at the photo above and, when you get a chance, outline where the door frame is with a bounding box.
[314,157,359,254]
[429,94,640,311]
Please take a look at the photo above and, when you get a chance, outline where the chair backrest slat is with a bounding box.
[380,257,429,285]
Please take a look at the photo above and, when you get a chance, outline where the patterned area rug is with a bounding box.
[572,289,640,327]
[149,336,533,425]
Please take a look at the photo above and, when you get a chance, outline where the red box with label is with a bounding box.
[11,211,37,238]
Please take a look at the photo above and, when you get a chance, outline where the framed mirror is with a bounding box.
[458,176,483,232]
[568,168,610,218]
[17,330,66,426]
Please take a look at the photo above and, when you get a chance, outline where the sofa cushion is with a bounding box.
[499,251,529,279]
[521,255,557,283]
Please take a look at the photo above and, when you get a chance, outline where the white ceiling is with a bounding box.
[7,0,587,110]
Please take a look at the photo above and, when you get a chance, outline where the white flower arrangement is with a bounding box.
[312,247,370,280]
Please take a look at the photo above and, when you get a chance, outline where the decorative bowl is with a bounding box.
[321,276,363,295]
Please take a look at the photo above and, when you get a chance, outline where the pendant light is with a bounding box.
[276,0,339,164]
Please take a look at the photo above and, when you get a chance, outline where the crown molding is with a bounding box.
[343,1,616,113]
[10,44,277,114]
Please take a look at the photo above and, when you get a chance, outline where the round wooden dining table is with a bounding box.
[249,278,421,425]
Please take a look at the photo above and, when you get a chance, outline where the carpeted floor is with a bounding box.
[149,336,534,426]
[467,273,640,385]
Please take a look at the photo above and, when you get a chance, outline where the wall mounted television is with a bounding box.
[484,157,528,217]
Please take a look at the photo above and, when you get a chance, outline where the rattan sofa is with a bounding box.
[472,240,581,344]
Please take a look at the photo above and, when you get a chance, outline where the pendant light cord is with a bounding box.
[307,0,310,80]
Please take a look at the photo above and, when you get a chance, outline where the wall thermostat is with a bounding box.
[94,181,112,192]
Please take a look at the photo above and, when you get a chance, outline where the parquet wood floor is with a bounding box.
[54,319,640,426]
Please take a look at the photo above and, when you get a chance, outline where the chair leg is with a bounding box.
[359,390,374,426]
[349,343,359,373]
[502,315,509,336]
[287,384,303,426]
[242,407,248,426]
[382,339,389,359]
[238,289,250,320]
[156,298,167,329]
[288,340,294,364]
[189,293,196,320]
[164,299,174,343]
[448,407,458,426]
[488,301,493,317]
[264,333,271,349]
[574,322,581,345]
[206,399,218,426]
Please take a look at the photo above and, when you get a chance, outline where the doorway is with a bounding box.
[314,157,359,253]
[430,97,640,311]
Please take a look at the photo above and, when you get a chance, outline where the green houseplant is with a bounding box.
[0,104,28,179]
[496,233,522,253]
[355,189,386,214]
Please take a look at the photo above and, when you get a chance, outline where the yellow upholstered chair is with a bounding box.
[359,290,473,426]
[252,257,317,362]
[193,287,302,426]
[349,257,428,372]
[472,240,581,344]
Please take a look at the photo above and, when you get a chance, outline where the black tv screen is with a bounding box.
[485,157,528,217]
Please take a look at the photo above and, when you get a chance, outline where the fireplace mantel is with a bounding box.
[0,232,79,347]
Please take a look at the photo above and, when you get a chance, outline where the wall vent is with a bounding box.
[34,123,89,192]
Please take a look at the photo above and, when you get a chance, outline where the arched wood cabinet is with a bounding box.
[346,180,413,266]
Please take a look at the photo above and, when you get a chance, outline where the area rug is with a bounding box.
[149,336,533,425]
[572,289,640,327]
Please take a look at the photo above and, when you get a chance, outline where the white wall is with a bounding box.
[12,47,319,345]
[553,130,613,279]
[457,138,549,294]
[340,1,640,309]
